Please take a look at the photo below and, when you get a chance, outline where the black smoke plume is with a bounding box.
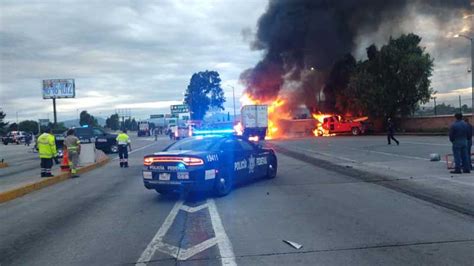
[241,0,471,113]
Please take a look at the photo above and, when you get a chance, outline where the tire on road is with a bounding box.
[266,155,278,179]
[109,144,119,153]
[214,170,233,197]
[351,127,361,136]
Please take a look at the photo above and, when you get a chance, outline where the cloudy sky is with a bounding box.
[0,0,472,123]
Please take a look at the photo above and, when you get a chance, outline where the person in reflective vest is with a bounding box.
[116,129,132,168]
[37,127,58,177]
[64,128,81,177]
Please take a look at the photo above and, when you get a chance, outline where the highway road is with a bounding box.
[1,137,474,265]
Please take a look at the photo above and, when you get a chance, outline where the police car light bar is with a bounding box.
[192,128,235,136]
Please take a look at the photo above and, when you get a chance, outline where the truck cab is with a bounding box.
[322,116,366,136]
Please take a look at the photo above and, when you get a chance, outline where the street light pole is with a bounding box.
[228,85,236,123]
[456,34,473,122]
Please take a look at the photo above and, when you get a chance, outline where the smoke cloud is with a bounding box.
[241,0,471,113]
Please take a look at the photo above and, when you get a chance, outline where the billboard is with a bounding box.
[42,79,75,99]
[171,104,189,115]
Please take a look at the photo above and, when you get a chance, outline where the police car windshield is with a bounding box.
[165,137,221,152]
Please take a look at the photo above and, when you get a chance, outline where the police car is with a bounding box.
[142,135,277,196]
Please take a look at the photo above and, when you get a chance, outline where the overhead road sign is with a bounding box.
[42,79,75,99]
[150,114,165,119]
[171,104,189,115]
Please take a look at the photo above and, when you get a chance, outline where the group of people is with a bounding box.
[449,113,472,174]
[37,128,80,178]
[37,128,133,178]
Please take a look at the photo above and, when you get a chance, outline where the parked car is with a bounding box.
[2,131,27,145]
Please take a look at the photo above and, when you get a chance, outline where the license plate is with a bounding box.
[143,171,152,180]
[159,173,171,181]
[177,172,189,180]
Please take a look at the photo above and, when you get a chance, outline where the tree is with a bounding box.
[341,34,434,118]
[8,123,18,131]
[184,70,226,120]
[18,120,39,134]
[0,110,8,135]
[105,114,120,130]
[79,110,98,127]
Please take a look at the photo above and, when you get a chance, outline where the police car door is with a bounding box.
[235,138,259,179]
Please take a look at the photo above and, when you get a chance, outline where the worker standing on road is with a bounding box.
[64,128,81,177]
[387,118,399,145]
[449,113,471,174]
[116,129,132,168]
[464,118,473,170]
[37,127,59,177]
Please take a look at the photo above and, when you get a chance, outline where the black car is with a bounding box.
[74,127,118,153]
[142,135,278,196]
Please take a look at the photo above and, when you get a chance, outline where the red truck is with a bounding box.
[316,115,371,136]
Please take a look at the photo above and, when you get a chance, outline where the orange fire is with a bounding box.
[312,113,336,137]
[237,93,290,139]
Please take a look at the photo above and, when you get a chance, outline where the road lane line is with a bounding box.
[180,204,209,213]
[401,141,450,147]
[178,237,219,260]
[113,142,158,161]
[207,199,237,266]
[136,200,184,265]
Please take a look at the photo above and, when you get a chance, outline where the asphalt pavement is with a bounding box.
[0,135,160,193]
[0,135,473,265]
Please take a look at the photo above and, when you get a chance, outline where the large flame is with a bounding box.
[237,93,290,139]
[312,113,337,137]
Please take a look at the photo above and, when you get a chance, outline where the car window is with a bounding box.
[93,129,104,136]
[236,139,254,151]
[166,137,220,151]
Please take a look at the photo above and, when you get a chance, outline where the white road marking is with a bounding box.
[136,200,183,265]
[180,204,209,213]
[112,142,158,161]
[136,199,237,265]
[208,199,237,266]
[349,148,447,163]
[401,141,451,147]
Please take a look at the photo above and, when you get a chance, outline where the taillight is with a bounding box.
[143,156,204,166]
[144,157,154,166]
[181,157,204,166]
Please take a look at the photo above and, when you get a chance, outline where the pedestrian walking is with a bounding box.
[116,129,131,168]
[37,127,59,177]
[387,118,399,145]
[449,113,471,174]
[64,128,81,177]
[464,118,473,170]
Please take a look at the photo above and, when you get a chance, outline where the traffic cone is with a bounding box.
[61,149,70,172]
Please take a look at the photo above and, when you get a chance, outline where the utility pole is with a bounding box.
[52,98,57,127]
[431,97,437,116]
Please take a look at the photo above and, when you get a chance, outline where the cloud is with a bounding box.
[0,0,266,121]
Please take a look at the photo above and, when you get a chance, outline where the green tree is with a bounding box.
[18,120,39,134]
[105,114,120,130]
[8,123,18,131]
[79,110,98,127]
[341,34,434,118]
[0,110,8,135]
[184,70,226,120]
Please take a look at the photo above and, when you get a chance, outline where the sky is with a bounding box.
[0,0,472,123]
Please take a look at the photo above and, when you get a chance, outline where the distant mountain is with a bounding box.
[61,117,106,128]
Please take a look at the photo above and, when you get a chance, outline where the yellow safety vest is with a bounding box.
[37,133,57,159]
[116,133,130,145]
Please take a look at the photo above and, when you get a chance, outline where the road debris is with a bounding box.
[429,153,441,161]
[283,239,303,249]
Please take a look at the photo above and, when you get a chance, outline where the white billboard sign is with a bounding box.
[42,79,75,99]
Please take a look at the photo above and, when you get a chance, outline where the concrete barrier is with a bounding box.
[0,157,110,204]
